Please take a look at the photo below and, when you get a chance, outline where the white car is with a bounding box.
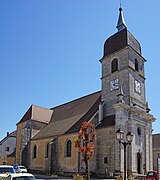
[17,166,27,173]
[6,173,36,180]
[0,165,15,178]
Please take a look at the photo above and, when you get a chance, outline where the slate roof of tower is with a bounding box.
[32,91,101,140]
[103,28,141,57]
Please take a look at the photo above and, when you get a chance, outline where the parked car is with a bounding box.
[146,170,158,180]
[17,166,27,173]
[0,165,15,178]
[6,173,36,180]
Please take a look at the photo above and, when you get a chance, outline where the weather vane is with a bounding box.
[120,0,122,7]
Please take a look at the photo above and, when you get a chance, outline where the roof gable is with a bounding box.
[17,105,53,124]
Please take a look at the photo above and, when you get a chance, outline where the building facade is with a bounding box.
[15,6,156,178]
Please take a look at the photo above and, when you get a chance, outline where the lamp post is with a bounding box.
[116,129,133,180]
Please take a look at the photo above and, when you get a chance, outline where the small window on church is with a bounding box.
[32,145,37,158]
[66,140,72,157]
[45,143,49,158]
[135,59,139,71]
[104,157,108,164]
[111,58,118,73]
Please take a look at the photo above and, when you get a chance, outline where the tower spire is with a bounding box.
[116,1,126,32]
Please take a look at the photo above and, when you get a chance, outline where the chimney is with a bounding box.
[7,132,9,136]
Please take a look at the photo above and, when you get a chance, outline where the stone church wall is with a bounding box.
[96,126,115,177]
[29,138,51,173]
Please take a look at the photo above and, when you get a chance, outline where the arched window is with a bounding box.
[45,143,49,158]
[33,145,37,158]
[111,58,118,73]
[135,59,139,71]
[66,140,72,157]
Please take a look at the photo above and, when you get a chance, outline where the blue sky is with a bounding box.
[0,0,159,140]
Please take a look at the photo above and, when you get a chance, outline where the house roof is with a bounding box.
[17,104,53,125]
[32,91,101,140]
[66,96,101,134]
[0,130,17,144]
[153,133,160,149]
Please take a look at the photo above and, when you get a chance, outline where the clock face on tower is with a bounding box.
[110,79,119,91]
[135,79,141,94]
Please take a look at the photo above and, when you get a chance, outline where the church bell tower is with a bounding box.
[100,6,147,116]
[99,5,156,176]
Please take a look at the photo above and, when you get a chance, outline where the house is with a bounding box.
[0,131,16,165]
[15,5,156,178]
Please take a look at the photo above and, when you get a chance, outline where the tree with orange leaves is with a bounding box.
[75,121,96,180]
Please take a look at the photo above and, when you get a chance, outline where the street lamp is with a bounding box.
[116,129,134,180]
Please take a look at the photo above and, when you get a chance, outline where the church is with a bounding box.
[15,5,156,178]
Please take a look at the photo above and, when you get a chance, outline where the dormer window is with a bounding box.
[135,59,139,71]
[111,58,118,73]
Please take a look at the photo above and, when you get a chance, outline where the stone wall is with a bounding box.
[29,138,51,173]
[96,126,115,177]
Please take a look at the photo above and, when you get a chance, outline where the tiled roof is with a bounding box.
[153,133,160,149]
[0,130,17,144]
[17,104,53,124]
[66,96,101,134]
[49,92,101,123]
[32,91,101,140]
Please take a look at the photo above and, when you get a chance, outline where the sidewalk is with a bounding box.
[35,174,116,180]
